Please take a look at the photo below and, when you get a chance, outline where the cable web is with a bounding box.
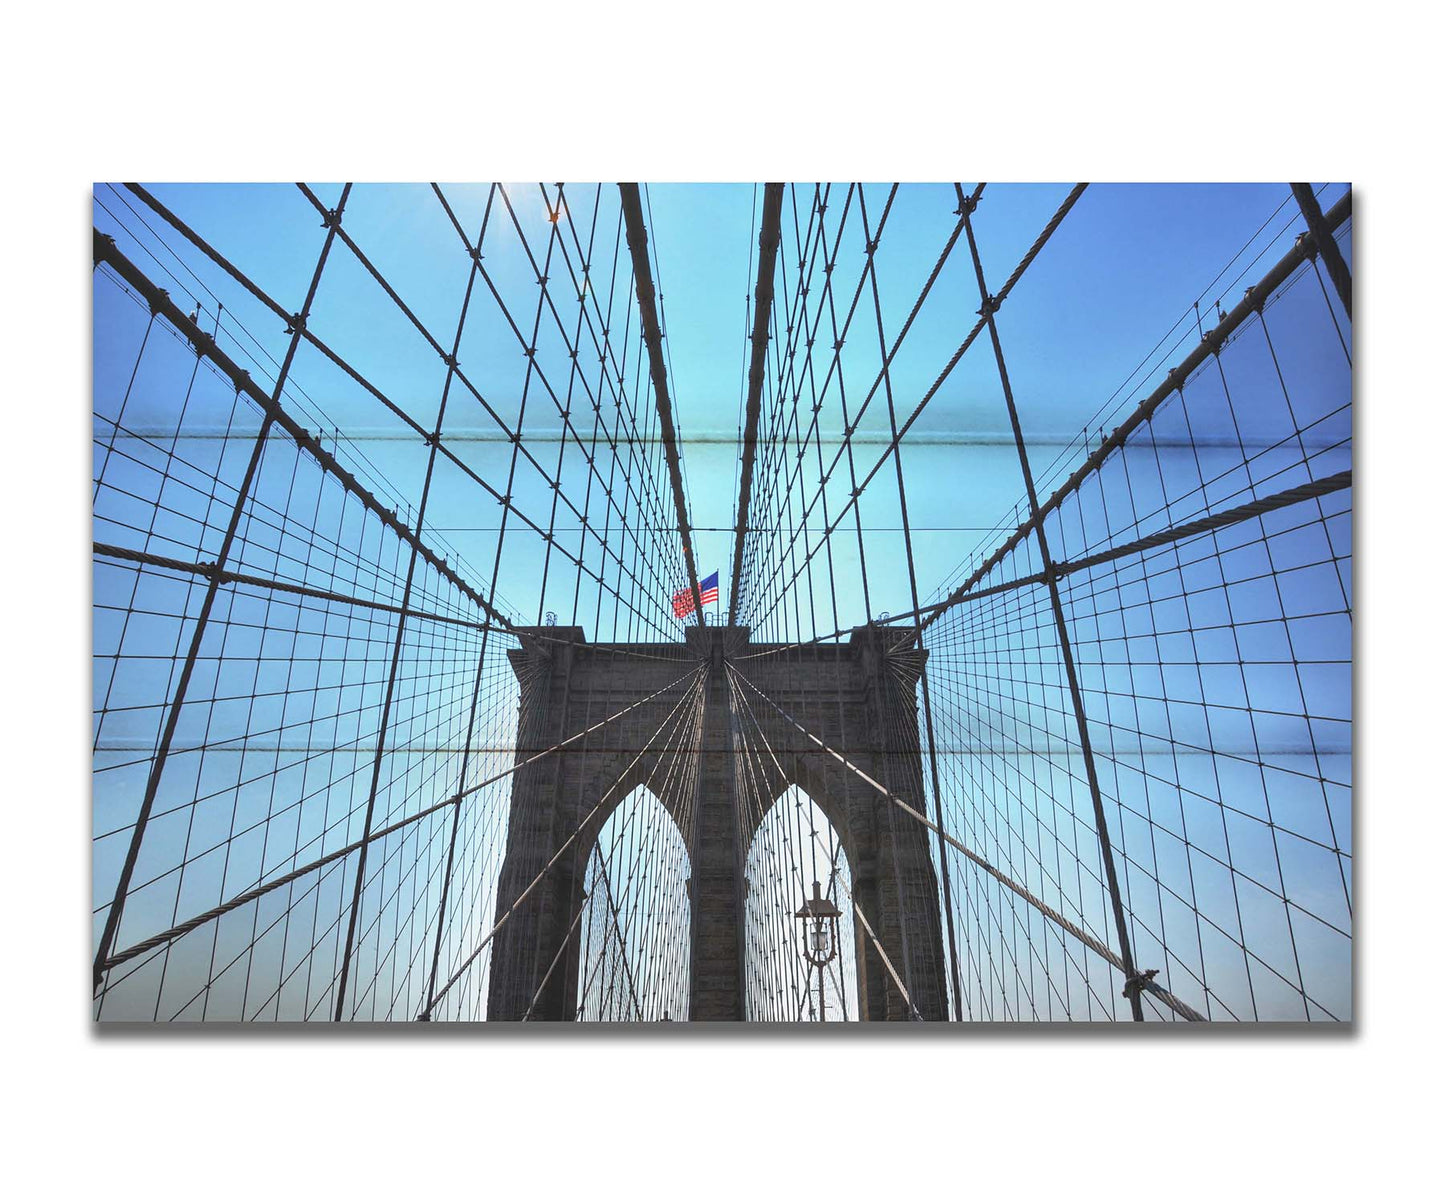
[92,182,1352,1022]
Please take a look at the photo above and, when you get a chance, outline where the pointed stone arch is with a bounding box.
[486,624,948,1021]
[576,784,692,1021]
[742,783,860,1021]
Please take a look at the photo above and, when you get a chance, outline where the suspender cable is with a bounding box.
[424,666,707,1016]
[921,189,1352,633]
[618,183,706,625]
[959,195,1148,1021]
[91,190,353,995]
[728,183,785,622]
[725,661,1205,1022]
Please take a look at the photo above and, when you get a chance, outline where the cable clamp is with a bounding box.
[955,194,979,217]
[321,209,341,229]
[469,247,484,262]
[285,312,306,335]
[1122,968,1159,1000]
[977,294,1000,317]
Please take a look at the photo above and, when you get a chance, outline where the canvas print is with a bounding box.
[90,182,1352,1022]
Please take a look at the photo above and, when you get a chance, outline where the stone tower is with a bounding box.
[485,624,947,1021]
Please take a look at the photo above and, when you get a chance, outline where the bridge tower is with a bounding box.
[486,625,949,1021]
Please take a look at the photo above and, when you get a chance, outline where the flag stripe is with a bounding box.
[672,570,718,618]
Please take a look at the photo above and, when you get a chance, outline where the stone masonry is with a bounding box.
[485,624,947,1021]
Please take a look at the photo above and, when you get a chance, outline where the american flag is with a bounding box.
[672,570,719,619]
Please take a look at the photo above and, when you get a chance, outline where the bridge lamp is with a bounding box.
[795,880,843,1020]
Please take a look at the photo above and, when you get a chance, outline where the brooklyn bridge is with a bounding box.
[90,181,1353,1023]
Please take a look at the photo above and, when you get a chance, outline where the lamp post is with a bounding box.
[794,880,842,1022]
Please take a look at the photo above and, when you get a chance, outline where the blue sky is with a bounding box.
[92,182,1352,1021]
[94,181,1347,631]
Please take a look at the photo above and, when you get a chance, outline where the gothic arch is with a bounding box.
[742,784,860,1021]
[486,624,948,1021]
[576,785,692,1021]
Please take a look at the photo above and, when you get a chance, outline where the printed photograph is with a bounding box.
[90,182,1353,1023]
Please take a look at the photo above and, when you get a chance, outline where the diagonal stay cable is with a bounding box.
[725,660,1206,1022]
[92,542,493,634]
[920,189,1353,633]
[120,184,681,650]
[732,414,1353,662]
[100,663,704,978]
[961,194,1144,1019]
[851,897,920,1021]
[423,665,707,1017]
[522,898,590,1021]
[92,228,499,627]
[438,666,707,1020]
[591,845,644,1019]
[87,271,669,670]
[752,184,1084,627]
[92,194,352,995]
